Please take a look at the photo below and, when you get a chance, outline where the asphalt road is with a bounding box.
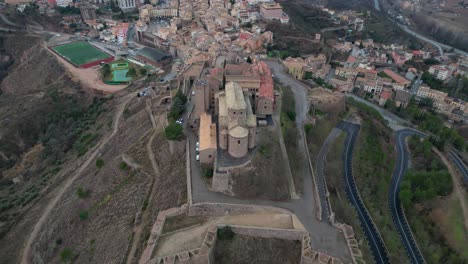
[389,129,427,264]
[448,150,468,184]
[315,128,342,222]
[337,121,390,264]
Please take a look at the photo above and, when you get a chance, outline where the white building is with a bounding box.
[56,0,73,7]
[118,0,136,11]
[429,65,451,81]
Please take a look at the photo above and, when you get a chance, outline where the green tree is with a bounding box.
[169,97,185,120]
[101,64,111,77]
[140,68,147,75]
[164,122,183,140]
[126,68,137,78]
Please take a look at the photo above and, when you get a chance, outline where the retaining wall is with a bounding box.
[188,202,293,217]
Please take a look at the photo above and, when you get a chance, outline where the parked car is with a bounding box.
[196,154,200,161]
[176,118,183,124]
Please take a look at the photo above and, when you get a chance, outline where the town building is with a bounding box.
[260,2,289,23]
[118,0,136,11]
[80,4,97,22]
[216,82,257,158]
[216,62,275,117]
[111,22,130,44]
[428,65,452,81]
[394,90,411,108]
[56,0,73,7]
[283,57,305,79]
[382,69,411,89]
[136,47,172,67]
[416,85,448,110]
[198,113,217,165]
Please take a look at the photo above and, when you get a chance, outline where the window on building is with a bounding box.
[238,140,240,144]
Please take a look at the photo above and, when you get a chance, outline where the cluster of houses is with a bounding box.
[283,40,468,123]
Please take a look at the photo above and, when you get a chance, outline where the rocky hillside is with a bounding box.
[0,33,187,264]
[0,33,108,261]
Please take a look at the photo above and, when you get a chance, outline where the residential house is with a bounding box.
[394,90,411,108]
[429,65,452,81]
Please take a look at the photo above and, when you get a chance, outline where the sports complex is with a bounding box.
[110,62,132,83]
[50,41,114,68]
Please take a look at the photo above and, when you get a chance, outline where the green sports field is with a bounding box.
[52,41,111,66]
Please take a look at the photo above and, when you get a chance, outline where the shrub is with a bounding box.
[286,110,296,122]
[79,210,89,220]
[217,226,235,240]
[60,248,74,262]
[95,158,104,169]
[119,161,128,170]
[203,168,214,178]
[76,187,89,199]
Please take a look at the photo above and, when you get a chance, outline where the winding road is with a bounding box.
[389,129,427,264]
[449,150,468,184]
[315,128,342,222]
[337,121,390,264]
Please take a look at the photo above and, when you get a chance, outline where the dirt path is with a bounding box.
[20,94,134,264]
[433,148,468,232]
[125,105,161,264]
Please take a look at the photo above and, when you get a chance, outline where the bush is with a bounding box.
[119,162,128,170]
[95,158,104,169]
[286,110,296,122]
[164,122,184,140]
[217,226,235,240]
[76,187,89,199]
[79,210,89,220]
[203,168,214,178]
[60,248,74,262]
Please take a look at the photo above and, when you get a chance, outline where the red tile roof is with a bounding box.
[258,61,274,100]
[383,69,410,85]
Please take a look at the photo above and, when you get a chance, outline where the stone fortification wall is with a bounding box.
[188,202,293,217]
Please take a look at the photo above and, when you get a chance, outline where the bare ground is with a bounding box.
[27,95,153,264]
[214,234,301,264]
[231,127,290,201]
